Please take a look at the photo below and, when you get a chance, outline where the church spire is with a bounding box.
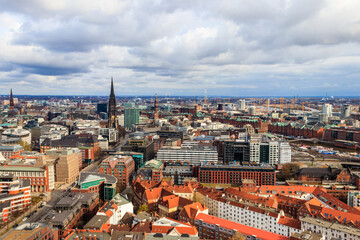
[154,93,159,119]
[108,77,118,128]
[10,88,14,110]
[110,76,115,96]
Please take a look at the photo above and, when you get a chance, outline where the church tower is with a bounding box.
[108,77,118,128]
[154,93,159,119]
[10,88,14,110]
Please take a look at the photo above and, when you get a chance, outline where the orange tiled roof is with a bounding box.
[195,213,289,240]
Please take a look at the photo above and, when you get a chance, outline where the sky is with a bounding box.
[1,0,360,97]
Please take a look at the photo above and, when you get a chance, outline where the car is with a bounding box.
[38,205,43,209]
[42,202,46,206]
[22,217,27,222]
[12,224,18,228]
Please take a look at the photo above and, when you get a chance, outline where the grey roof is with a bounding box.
[79,172,117,185]
[83,215,110,229]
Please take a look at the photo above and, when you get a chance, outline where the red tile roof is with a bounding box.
[195,213,290,240]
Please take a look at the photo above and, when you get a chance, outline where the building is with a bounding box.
[0,175,31,223]
[0,145,23,160]
[137,159,163,182]
[121,138,154,164]
[194,213,290,240]
[163,164,193,185]
[39,192,99,230]
[40,134,99,163]
[341,104,352,119]
[0,223,59,240]
[198,164,276,186]
[46,148,81,184]
[98,127,117,144]
[124,102,140,129]
[99,155,135,187]
[223,140,250,164]
[157,145,218,166]
[301,217,360,240]
[74,172,117,201]
[0,165,54,192]
[97,102,108,114]
[156,129,184,143]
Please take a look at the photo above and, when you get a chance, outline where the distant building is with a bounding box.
[108,77,118,129]
[124,102,140,129]
[97,102,108,114]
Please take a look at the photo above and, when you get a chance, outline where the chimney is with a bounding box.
[82,235,86,240]
[93,235,96,240]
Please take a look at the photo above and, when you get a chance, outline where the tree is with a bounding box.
[230,232,246,240]
[94,148,104,161]
[137,204,149,214]
[18,140,31,151]
[278,163,300,181]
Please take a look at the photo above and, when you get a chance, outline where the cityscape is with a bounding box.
[1,1,360,240]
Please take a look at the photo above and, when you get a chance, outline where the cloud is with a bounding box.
[0,0,359,96]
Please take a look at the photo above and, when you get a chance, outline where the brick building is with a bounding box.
[99,155,135,187]
[0,145,23,160]
[198,164,276,186]
[0,165,54,192]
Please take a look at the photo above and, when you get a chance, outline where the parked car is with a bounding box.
[22,217,27,222]
[12,224,18,228]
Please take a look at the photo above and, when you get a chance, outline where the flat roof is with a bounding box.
[0,166,45,172]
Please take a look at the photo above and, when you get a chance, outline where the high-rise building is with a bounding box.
[108,77,118,129]
[238,99,246,111]
[320,103,333,122]
[340,104,351,119]
[124,102,140,129]
[97,102,108,114]
[223,140,250,164]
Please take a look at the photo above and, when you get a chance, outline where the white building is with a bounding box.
[2,128,31,144]
[202,194,301,237]
[112,194,134,222]
[279,142,291,164]
[301,217,360,240]
[157,145,218,165]
[98,128,117,143]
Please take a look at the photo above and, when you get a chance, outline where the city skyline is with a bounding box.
[1,1,360,96]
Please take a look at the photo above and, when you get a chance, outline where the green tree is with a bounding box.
[137,204,149,214]
[18,140,31,151]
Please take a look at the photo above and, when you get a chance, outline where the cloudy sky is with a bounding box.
[1,0,360,96]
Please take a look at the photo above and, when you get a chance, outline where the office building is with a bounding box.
[46,148,81,183]
[157,145,218,166]
[96,102,108,114]
[124,103,140,130]
[99,155,135,187]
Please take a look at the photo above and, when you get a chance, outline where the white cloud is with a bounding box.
[0,0,359,96]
